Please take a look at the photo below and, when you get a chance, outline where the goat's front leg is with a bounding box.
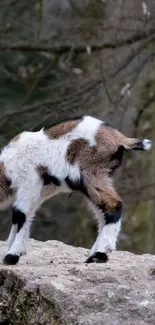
[3,180,42,265]
[7,221,18,251]
[7,205,27,250]
[3,209,34,265]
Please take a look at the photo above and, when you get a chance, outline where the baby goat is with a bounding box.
[0,115,151,265]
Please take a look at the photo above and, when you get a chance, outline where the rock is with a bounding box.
[0,239,155,325]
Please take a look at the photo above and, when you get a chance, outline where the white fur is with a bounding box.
[1,115,150,263]
[0,116,102,260]
[7,217,32,256]
[142,139,152,151]
[88,202,121,256]
[1,116,102,189]
[87,201,105,255]
[71,116,102,146]
[7,224,17,249]
[97,220,121,253]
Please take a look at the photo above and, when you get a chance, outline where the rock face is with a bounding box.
[0,240,155,325]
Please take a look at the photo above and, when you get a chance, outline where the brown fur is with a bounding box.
[96,125,134,152]
[66,131,112,174]
[41,184,57,199]
[37,165,58,199]
[44,120,80,139]
[66,124,128,211]
[67,124,142,172]
[83,172,121,212]
[44,122,142,212]
[67,138,88,164]
[96,124,143,150]
[96,126,124,152]
[0,162,12,202]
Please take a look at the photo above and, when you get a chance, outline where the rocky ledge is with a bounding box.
[0,239,155,325]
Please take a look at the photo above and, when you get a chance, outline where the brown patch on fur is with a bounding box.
[96,125,125,154]
[99,186,121,213]
[66,130,122,207]
[44,120,80,139]
[66,123,140,208]
[11,134,20,142]
[67,139,88,164]
[83,172,121,208]
[41,184,57,199]
[0,162,12,202]
[37,165,58,199]
[66,123,129,172]
[66,123,142,179]
[66,136,111,174]
[96,124,144,151]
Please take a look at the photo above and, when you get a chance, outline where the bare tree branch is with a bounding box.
[112,32,155,77]
[0,31,155,54]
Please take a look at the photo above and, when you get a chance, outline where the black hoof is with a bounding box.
[3,254,19,265]
[85,252,108,264]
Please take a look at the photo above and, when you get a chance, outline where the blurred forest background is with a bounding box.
[0,0,155,254]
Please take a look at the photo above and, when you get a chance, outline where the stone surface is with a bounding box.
[0,239,155,325]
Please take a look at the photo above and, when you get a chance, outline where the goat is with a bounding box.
[0,115,151,265]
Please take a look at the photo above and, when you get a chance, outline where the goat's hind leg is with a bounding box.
[86,201,108,263]
[85,175,122,263]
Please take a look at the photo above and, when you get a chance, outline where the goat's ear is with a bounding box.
[110,145,125,162]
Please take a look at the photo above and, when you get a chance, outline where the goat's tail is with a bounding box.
[122,137,152,151]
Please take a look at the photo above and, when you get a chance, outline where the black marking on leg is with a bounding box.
[65,176,89,198]
[3,254,19,265]
[105,201,122,225]
[85,252,108,263]
[12,208,26,232]
[98,201,122,225]
[42,173,61,186]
